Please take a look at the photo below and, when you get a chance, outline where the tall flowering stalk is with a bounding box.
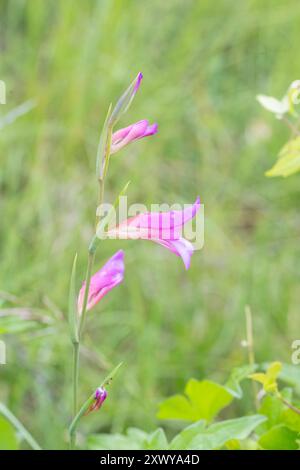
[68,72,200,449]
[69,73,157,448]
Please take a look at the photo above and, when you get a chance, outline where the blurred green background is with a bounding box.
[0,0,300,449]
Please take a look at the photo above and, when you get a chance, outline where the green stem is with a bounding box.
[279,395,300,416]
[0,403,41,450]
[70,116,111,449]
[245,305,259,410]
[78,250,96,339]
[72,342,80,416]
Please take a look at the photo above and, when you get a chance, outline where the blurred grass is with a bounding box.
[0,0,300,449]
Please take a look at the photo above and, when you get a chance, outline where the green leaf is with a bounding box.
[0,416,18,450]
[144,429,168,450]
[225,364,257,399]
[250,361,282,393]
[0,403,41,450]
[277,363,300,395]
[169,421,206,450]
[258,388,300,435]
[258,394,284,432]
[281,408,300,432]
[259,425,299,450]
[96,103,112,179]
[88,433,140,450]
[266,137,300,177]
[109,73,142,126]
[157,379,233,423]
[68,253,79,344]
[170,415,266,450]
[88,427,168,450]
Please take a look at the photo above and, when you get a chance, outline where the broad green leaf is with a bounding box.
[157,379,233,422]
[87,427,168,450]
[0,416,18,450]
[226,364,257,399]
[277,363,300,395]
[258,394,284,432]
[169,421,206,450]
[258,388,300,434]
[88,433,140,450]
[259,424,299,450]
[144,429,168,450]
[225,439,241,450]
[281,408,300,432]
[170,415,266,450]
[157,395,195,421]
[266,137,300,177]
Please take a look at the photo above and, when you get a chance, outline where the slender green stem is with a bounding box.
[282,115,300,135]
[279,395,300,416]
[0,403,41,450]
[70,116,111,450]
[78,250,96,339]
[72,342,80,416]
[245,305,259,410]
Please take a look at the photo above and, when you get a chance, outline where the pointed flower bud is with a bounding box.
[86,387,107,414]
[109,72,143,126]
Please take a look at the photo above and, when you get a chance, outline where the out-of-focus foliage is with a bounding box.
[88,365,300,450]
[257,80,300,176]
[1,0,300,449]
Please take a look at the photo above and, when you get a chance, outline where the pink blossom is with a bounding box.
[106,198,200,270]
[77,250,124,313]
[111,120,158,155]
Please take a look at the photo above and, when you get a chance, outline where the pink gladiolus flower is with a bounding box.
[86,387,107,415]
[111,120,158,155]
[77,250,124,313]
[106,197,200,270]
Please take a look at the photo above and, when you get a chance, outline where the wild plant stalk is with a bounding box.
[69,73,146,449]
[245,305,259,410]
[70,148,108,448]
[67,73,196,449]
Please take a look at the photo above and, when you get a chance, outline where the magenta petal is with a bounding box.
[78,250,125,313]
[155,237,194,270]
[142,122,158,137]
[107,198,200,269]
[117,197,200,239]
